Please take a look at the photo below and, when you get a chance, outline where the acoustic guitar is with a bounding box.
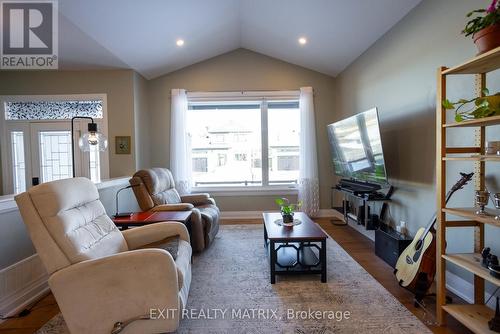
[394,172,474,294]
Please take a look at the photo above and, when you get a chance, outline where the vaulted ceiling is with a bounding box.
[58,0,422,79]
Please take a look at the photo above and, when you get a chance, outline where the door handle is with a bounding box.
[32,177,39,186]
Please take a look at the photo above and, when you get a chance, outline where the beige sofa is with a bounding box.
[130,168,219,252]
[15,177,191,334]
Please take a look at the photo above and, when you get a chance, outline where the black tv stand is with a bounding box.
[336,178,382,195]
[331,181,394,230]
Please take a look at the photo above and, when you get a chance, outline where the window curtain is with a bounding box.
[170,89,192,194]
[298,87,320,217]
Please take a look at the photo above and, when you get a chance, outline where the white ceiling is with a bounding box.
[58,0,422,79]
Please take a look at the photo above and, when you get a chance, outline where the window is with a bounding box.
[187,97,300,188]
[11,131,26,193]
[1,96,109,194]
[268,102,300,185]
[234,153,248,161]
[39,131,73,182]
[193,157,208,172]
[278,156,299,171]
[217,154,227,166]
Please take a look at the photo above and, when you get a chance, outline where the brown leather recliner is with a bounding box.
[130,168,219,252]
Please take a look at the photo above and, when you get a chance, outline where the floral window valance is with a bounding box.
[5,100,103,120]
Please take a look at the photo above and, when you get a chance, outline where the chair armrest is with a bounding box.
[49,249,180,333]
[122,222,190,249]
[181,194,215,206]
[152,203,194,212]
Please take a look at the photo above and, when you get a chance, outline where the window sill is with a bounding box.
[192,186,298,197]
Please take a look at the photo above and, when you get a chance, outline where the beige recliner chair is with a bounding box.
[15,177,191,334]
[129,168,219,252]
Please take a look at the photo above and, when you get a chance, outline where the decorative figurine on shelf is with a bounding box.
[494,193,500,220]
[489,296,500,332]
[475,190,491,215]
[275,198,302,225]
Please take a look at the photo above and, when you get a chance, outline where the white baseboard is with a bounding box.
[221,209,337,220]
[0,254,49,319]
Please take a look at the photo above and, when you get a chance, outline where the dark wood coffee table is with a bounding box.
[262,212,328,284]
[112,211,192,230]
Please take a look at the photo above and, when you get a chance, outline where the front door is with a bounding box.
[4,120,100,193]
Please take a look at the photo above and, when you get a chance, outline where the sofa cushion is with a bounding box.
[139,235,179,260]
[152,188,181,206]
[198,204,220,246]
[175,239,192,291]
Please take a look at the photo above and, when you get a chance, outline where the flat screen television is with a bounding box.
[327,108,388,185]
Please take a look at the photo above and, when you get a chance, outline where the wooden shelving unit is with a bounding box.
[442,305,496,334]
[442,253,500,286]
[443,115,500,128]
[436,46,500,332]
[443,208,500,228]
[443,156,500,161]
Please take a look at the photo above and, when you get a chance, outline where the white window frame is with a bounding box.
[187,90,300,195]
[0,94,109,195]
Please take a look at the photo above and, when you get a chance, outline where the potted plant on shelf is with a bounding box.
[462,0,500,54]
[443,88,500,122]
[275,198,302,224]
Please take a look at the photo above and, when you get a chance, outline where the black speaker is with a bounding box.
[375,225,412,268]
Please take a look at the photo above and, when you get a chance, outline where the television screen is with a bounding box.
[327,108,388,184]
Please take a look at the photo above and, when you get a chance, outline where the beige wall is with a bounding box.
[148,49,336,211]
[133,72,151,169]
[335,0,500,285]
[0,70,139,194]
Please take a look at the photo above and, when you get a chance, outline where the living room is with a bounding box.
[0,0,499,333]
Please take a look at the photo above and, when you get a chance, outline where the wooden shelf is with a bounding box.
[443,208,500,228]
[443,46,500,75]
[436,45,499,330]
[443,115,500,128]
[443,155,500,161]
[443,253,500,286]
[442,304,496,334]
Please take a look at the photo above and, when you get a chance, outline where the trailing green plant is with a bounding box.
[275,198,302,215]
[442,88,500,122]
[462,0,500,37]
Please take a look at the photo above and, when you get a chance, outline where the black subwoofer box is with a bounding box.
[375,225,412,268]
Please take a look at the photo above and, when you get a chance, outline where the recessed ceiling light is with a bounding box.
[298,37,307,45]
[176,39,185,47]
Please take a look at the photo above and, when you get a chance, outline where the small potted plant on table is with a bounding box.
[275,198,302,225]
[463,0,500,54]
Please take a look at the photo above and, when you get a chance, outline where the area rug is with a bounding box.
[37,224,431,333]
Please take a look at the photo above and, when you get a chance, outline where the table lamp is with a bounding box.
[114,184,139,218]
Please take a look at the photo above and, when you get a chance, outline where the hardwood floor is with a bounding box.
[315,218,470,334]
[0,218,471,333]
[0,293,58,334]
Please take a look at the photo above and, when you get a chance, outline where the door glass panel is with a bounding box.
[11,131,26,193]
[39,131,73,182]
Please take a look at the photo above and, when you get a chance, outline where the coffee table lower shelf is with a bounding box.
[265,239,327,284]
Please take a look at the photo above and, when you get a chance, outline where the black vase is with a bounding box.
[282,213,294,224]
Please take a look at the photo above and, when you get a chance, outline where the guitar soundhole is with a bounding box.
[415,240,423,252]
[406,255,413,264]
